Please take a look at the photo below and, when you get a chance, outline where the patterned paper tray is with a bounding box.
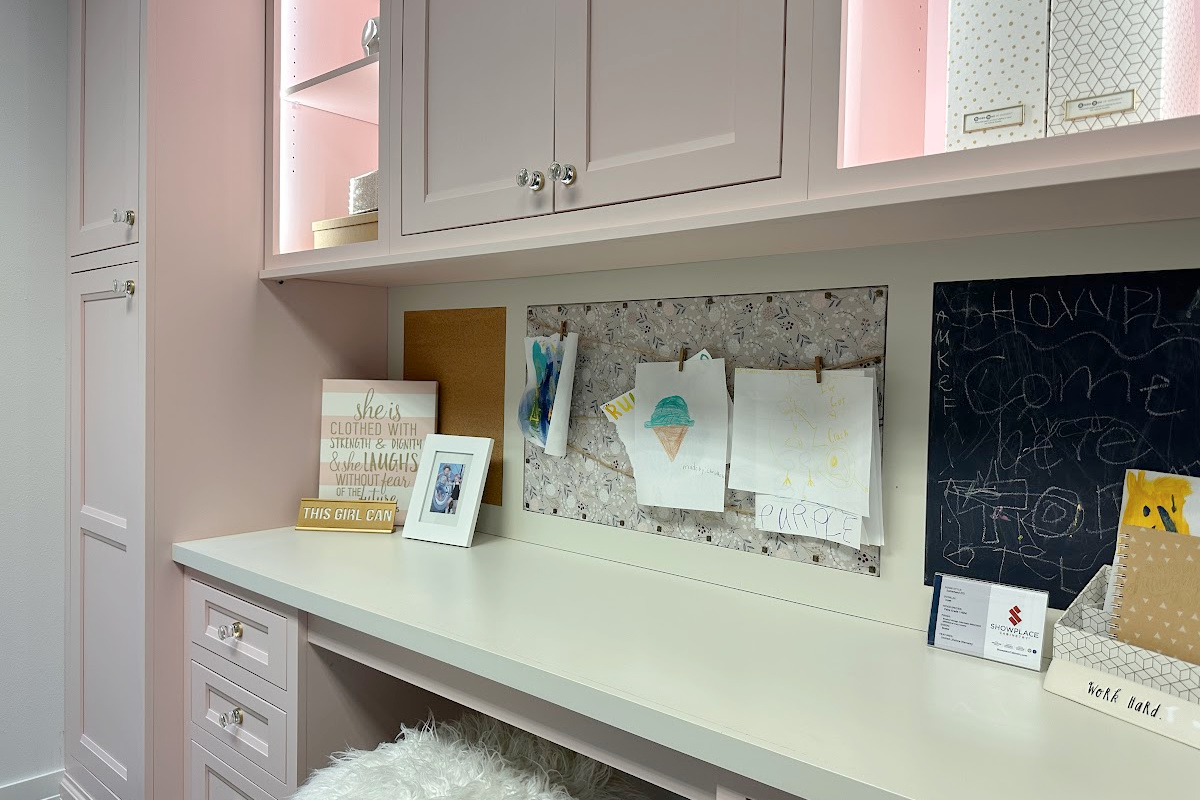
[1053,565,1200,704]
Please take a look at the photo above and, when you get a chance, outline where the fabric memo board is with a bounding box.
[523,287,888,576]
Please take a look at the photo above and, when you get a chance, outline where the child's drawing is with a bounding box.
[633,359,729,512]
[518,332,578,457]
[729,370,875,516]
[644,395,694,461]
[1121,469,1194,534]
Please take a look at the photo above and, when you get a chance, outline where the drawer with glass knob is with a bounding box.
[188,578,289,690]
[190,660,289,783]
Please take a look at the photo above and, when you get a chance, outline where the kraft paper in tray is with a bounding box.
[1053,565,1200,704]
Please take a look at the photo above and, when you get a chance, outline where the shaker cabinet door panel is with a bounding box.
[553,0,785,211]
[68,0,141,257]
[67,263,146,800]
[401,0,556,234]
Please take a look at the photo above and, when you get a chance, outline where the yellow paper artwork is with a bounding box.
[1121,470,1192,535]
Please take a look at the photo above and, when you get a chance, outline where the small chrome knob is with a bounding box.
[218,707,244,728]
[548,162,576,186]
[516,168,545,192]
[112,209,135,226]
[217,621,243,641]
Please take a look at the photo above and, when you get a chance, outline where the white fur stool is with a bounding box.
[293,713,656,800]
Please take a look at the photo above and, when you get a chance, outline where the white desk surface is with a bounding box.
[174,528,1195,800]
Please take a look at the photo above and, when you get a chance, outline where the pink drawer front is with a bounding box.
[189,740,273,800]
[188,578,288,690]
[190,661,288,783]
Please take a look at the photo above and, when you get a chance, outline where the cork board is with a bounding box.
[404,308,506,506]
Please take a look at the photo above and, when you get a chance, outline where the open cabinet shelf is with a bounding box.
[274,0,383,257]
[283,54,379,124]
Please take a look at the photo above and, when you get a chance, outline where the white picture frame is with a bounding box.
[402,434,494,547]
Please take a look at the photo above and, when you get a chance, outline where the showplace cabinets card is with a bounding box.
[928,574,1049,670]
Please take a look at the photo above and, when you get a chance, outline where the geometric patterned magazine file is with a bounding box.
[1054,566,1200,704]
[523,287,887,577]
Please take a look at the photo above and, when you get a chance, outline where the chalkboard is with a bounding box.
[926,269,1200,608]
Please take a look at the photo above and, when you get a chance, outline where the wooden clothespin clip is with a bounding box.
[814,355,823,384]
[678,347,688,372]
[558,321,568,339]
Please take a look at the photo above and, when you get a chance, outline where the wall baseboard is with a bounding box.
[0,770,64,800]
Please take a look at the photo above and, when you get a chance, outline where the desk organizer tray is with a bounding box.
[1052,565,1200,703]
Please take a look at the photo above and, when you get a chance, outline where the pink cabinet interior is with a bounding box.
[840,0,1200,169]
[277,0,380,254]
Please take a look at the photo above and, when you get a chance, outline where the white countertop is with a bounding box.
[174,529,1195,800]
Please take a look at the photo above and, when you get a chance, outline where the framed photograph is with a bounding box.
[402,434,494,547]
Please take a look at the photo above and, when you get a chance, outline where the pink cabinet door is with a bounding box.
[401,0,555,234]
[552,0,785,212]
[189,741,273,800]
[68,0,141,258]
[66,262,145,800]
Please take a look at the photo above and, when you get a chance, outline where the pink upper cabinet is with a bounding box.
[839,0,1200,169]
[811,0,1200,199]
[284,0,381,86]
[67,0,141,259]
[274,0,385,257]
[552,0,786,212]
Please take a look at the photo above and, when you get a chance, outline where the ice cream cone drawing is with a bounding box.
[644,395,695,461]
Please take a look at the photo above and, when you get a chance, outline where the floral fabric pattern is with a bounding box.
[523,287,888,577]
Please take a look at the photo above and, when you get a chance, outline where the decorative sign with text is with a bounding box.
[296,499,397,533]
[1043,659,1200,750]
[319,380,437,523]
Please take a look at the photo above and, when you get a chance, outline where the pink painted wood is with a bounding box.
[401,0,556,233]
[189,741,273,800]
[145,5,388,798]
[66,261,146,800]
[840,0,930,167]
[923,0,950,156]
[811,0,1200,198]
[552,0,785,212]
[277,0,382,255]
[65,3,391,800]
[67,0,140,257]
[284,0,379,87]
[279,104,378,253]
[189,662,288,782]
[284,56,380,124]
[188,579,290,691]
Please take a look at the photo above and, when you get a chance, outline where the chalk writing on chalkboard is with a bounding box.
[926,270,1200,608]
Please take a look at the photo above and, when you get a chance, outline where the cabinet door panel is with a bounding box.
[68,0,141,257]
[554,0,785,211]
[402,0,555,234]
[67,263,145,800]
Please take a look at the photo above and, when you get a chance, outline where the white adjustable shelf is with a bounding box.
[282,55,379,124]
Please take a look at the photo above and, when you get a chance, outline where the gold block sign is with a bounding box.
[295,499,396,533]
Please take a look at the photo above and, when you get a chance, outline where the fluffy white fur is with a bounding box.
[293,713,652,800]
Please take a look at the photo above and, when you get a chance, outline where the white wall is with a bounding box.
[0,0,68,796]
[389,218,1200,632]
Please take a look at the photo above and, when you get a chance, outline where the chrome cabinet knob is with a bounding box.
[112,208,135,226]
[218,707,244,728]
[548,162,576,186]
[217,621,243,641]
[516,168,545,192]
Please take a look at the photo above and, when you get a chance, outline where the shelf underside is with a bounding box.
[284,55,379,124]
[262,162,1200,287]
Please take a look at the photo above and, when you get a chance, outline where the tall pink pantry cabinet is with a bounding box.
[63,3,388,799]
